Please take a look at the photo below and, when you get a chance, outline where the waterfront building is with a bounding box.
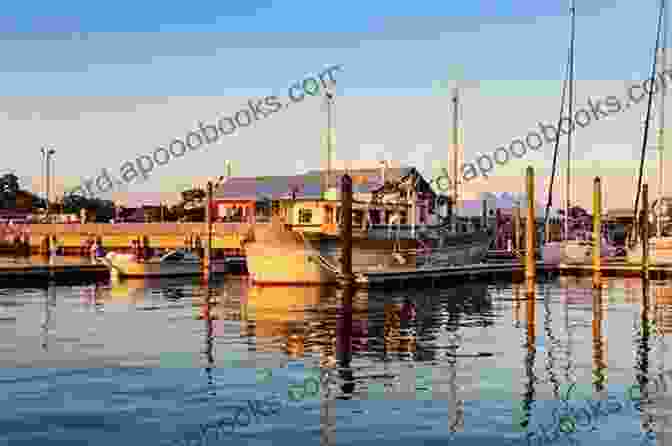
[212,165,440,232]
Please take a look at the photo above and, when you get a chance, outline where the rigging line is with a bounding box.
[567,0,575,221]
[633,0,666,240]
[544,48,571,232]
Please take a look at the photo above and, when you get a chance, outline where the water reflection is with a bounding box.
[40,282,56,351]
[7,272,672,444]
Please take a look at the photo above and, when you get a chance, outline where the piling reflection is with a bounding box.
[592,282,607,395]
[40,282,56,351]
[518,280,536,431]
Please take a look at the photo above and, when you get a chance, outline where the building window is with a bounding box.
[298,209,313,224]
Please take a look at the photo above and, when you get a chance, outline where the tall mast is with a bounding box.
[324,91,334,198]
[565,0,576,240]
[451,88,460,225]
[657,4,668,237]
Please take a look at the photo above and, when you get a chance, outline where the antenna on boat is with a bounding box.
[323,83,336,199]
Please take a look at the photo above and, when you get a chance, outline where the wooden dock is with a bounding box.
[0,258,109,284]
[346,257,672,288]
[349,261,558,288]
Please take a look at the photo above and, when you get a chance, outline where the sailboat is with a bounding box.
[542,0,615,265]
[244,89,494,285]
[627,0,672,265]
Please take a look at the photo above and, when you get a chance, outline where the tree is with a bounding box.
[0,173,19,195]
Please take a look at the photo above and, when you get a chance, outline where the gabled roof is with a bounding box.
[213,167,434,201]
[213,175,322,201]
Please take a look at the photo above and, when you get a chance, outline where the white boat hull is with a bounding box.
[543,240,612,265]
[102,253,229,277]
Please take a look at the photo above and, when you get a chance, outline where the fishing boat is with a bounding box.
[102,249,229,277]
[244,90,493,285]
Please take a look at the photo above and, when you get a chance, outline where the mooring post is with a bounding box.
[204,181,213,279]
[592,177,602,288]
[525,167,536,292]
[642,183,649,278]
[341,174,354,285]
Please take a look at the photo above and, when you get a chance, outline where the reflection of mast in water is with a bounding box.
[447,329,464,433]
[636,277,655,436]
[563,277,575,388]
[41,282,57,351]
[202,280,216,397]
[543,282,561,399]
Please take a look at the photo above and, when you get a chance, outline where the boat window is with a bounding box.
[298,209,313,224]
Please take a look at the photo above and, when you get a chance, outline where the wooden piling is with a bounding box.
[203,181,213,278]
[642,184,649,278]
[592,177,602,287]
[525,167,536,288]
[341,174,354,285]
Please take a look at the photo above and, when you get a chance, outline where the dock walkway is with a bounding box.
[352,261,556,287]
[0,256,108,283]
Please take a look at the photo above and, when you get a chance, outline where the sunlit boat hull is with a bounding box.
[627,237,672,265]
[245,243,339,285]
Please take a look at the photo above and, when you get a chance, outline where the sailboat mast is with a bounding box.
[452,88,460,226]
[565,0,576,240]
[657,4,667,237]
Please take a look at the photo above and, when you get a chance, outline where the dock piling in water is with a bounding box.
[593,177,602,287]
[525,166,536,290]
[204,181,213,279]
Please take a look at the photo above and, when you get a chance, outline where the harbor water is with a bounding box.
[0,262,671,445]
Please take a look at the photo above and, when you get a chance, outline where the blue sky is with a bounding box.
[0,0,667,207]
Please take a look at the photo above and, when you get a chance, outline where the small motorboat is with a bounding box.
[102,249,207,277]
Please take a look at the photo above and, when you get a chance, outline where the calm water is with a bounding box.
[0,270,671,445]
